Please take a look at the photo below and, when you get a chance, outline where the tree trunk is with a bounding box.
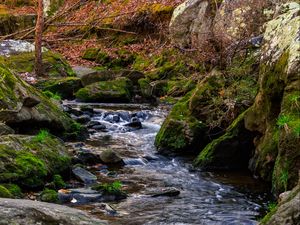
[35,0,44,77]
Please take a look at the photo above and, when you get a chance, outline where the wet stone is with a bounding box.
[72,167,97,184]
[76,115,91,124]
[148,187,181,197]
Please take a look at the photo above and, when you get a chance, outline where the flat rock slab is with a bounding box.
[0,198,107,225]
[72,167,97,184]
[73,66,98,78]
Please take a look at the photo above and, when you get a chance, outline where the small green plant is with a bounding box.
[43,90,62,101]
[288,94,299,108]
[53,174,66,189]
[33,129,50,143]
[92,181,124,195]
[280,169,289,191]
[293,125,300,137]
[276,115,291,128]
[267,202,277,212]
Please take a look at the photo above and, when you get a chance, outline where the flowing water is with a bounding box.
[64,102,270,225]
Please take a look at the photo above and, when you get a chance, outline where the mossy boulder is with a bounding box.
[75,77,133,103]
[0,50,75,78]
[35,77,82,99]
[0,184,23,198]
[0,134,71,188]
[0,64,85,138]
[0,185,13,198]
[244,2,300,194]
[40,189,59,203]
[155,90,206,155]
[194,111,256,170]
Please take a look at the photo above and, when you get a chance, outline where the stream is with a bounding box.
[64,102,270,225]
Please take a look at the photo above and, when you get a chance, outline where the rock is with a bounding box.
[73,66,99,78]
[0,64,83,138]
[0,43,75,78]
[80,70,117,86]
[72,167,97,184]
[169,0,213,49]
[92,124,107,131]
[0,135,71,188]
[147,187,181,197]
[213,0,267,49]
[99,149,124,164]
[58,188,103,204]
[22,96,41,107]
[245,2,300,194]
[194,111,256,170]
[0,123,15,135]
[0,198,107,225]
[155,62,258,155]
[75,115,91,124]
[35,77,83,99]
[87,120,102,128]
[75,77,133,103]
[125,121,143,130]
[72,147,102,165]
[117,111,131,122]
[259,181,300,225]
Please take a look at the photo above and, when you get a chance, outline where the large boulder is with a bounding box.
[0,134,70,188]
[0,64,83,137]
[75,77,133,103]
[0,198,107,225]
[156,56,258,155]
[169,0,214,49]
[213,0,267,49]
[245,2,300,194]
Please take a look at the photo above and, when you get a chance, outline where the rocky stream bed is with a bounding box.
[58,102,271,225]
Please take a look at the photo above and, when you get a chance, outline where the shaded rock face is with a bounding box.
[260,180,300,225]
[0,135,70,188]
[0,123,15,135]
[0,198,107,225]
[245,2,300,194]
[169,0,267,52]
[169,0,213,49]
[213,0,267,49]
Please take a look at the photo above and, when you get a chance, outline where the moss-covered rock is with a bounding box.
[40,189,59,203]
[0,185,13,198]
[35,77,82,99]
[245,2,300,194]
[155,90,206,155]
[0,184,23,198]
[75,77,133,103]
[0,51,75,78]
[194,111,255,170]
[0,134,71,188]
[0,64,85,139]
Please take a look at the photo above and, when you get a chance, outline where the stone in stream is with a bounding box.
[72,167,97,184]
[125,121,143,130]
[0,198,107,225]
[75,114,91,124]
[58,187,127,204]
[99,149,124,164]
[87,120,102,128]
[148,187,181,197]
[72,147,102,165]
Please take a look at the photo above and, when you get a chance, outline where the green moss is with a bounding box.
[33,129,50,143]
[40,189,59,203]
[0,51,75,77]
[260,205,278,224]
[52,174,66,189]
[82,48,100,61]
[0,185,13,198]
[37,77,82,99]
[75,77,133,103]
[42,90,62,101]
[0,135,71,188]
[0,183,23,198]
[132,56,151,71]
